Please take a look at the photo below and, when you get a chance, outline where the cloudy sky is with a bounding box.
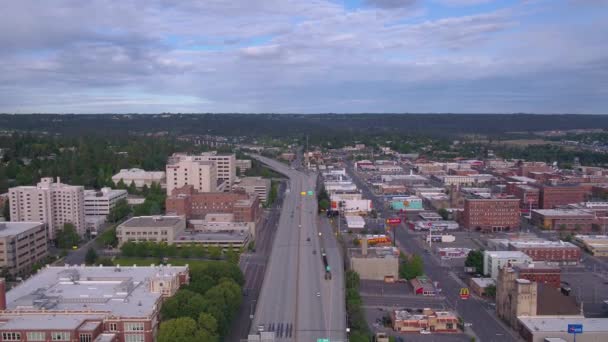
[1,0,607,114]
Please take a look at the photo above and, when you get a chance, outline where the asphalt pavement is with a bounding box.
[345,163,521,342]
[250,155,346,341]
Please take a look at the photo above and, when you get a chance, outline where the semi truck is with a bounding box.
[321,249,332,280]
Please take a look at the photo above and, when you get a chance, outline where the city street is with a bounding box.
[345,163,522,342]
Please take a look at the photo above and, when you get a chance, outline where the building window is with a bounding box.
[125,334,145,342]
[2,332,21,341]
[79,334,92,342]
[26,332,46,341]
[124,322,145,331]
[51,332,71,341]
[108,323,118,332]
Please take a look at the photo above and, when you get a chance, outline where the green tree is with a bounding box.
[485,284,497,298]
[399,254,424,280]
[465,250,484,274]
[198,313,218,334]
[157,317,198,342]
[127,181,137,194]
[85,248,98,265]
[2,202,9,221]
[120,241,137,257]
[319,199,330,212]
[107,198,131,223]
[56,223,80,249]
[208,246,222,260]
[98,226,118,248]
[161,290,206,320]
[437,208,449,220]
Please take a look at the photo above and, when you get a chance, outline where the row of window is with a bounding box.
[2,331,71,341]
[1,332,143,342]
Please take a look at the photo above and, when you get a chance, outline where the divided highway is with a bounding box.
[250,156,346,341]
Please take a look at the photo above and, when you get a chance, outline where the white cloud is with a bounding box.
[0,0,605,113]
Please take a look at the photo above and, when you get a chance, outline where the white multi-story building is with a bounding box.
[166,152,236,195]
[233,177,271,202]
[166,156,219,195]
[483,251,533,280]
[8,178,85,238]
[111,168,166,188]
[0,222,48,276]
[235,159,252,175]
[84,187,128,217]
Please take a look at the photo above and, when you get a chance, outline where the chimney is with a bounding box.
[0,278,6,311]
[361,237,368,256]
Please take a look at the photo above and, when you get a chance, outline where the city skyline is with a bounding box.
[1,0,607,114]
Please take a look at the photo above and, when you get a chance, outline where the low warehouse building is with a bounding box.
[350,239,399,281]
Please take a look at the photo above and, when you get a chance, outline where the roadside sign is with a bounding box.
[386,218,401,225]
[317,339,329,342]
[459,287,470,300]
[307,190,314,196]
[568,324,583,334]
[300,191,306,196]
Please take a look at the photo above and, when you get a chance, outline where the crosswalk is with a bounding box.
[257,322,294,339]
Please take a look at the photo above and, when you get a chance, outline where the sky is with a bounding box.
[0,0,607,114]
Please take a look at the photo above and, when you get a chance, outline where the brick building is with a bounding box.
[512,262,561,288]
[539,184,586,209]
[530,209,594,233]
[462,198,521,232]
[0,265,189,342]
[166,185,261,223]
[508,240,581,265]
[511,185,540,210]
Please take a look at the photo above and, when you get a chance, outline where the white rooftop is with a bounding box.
[485,251,530,258]
[0,313,104,330]
[0,222,43,238]
[5,265,188,317]
[509,240,578,249]
[518,316,608,333]
[532,209,594,217]
[470,278,496,287]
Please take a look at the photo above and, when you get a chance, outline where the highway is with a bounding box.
[250,155,346,341]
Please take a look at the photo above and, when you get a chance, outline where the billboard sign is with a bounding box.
[459,287,470,299]
[386,218,401,225]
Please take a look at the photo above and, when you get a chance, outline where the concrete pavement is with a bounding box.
[250,155,346,341]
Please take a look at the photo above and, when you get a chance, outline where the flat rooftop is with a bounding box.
[121,216,183,228]
[509,240,579,249]
[5,265,188,317]
[470,277,495,287]
[176,231,249,242]
[518,317,607,333]
[0,313,104,331]
[532,209,594,217]
[0,222,43,237]
[350,247,399,259]
[485,251,530,258]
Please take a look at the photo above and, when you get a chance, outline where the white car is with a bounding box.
[420,329,431,334]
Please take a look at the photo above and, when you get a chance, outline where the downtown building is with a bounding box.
[0,222,48,277]
[0,265,189,342]
[111,169,166,189]
[462,197,521,232]
[166,185,262,224]
[166,152,236,195]
[8,177,85,238]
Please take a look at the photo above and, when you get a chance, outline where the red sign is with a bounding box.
[459,288,470,300]
[386,218,402,225]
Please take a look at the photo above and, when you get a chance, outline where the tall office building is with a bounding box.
[8,178,85,238]
[166,156,218,195]
[166,152,236,195]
